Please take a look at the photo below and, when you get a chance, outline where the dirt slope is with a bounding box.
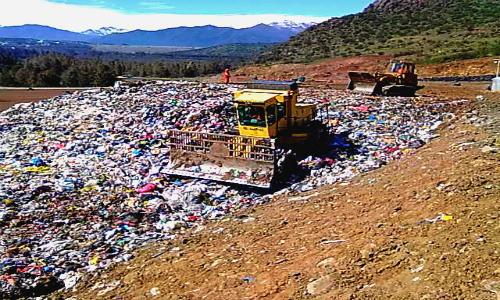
[418,58,499,78]
[231,56,499,85]
[234,55,393,85]
[59,84,500,300]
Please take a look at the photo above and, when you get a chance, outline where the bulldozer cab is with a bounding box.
[389,62,415,74]
[234,91,280,138]
[234,80,315,141]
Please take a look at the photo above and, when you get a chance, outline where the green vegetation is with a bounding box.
[0,51,232,87]
[174,44,273,60]
[256,0,500,64]
[90,44,199,54]
[0,38,271,62]
[0,41,268,87]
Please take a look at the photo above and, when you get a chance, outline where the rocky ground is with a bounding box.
[48,82,500,300]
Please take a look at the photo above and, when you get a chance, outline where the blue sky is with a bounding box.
[1,0,375,31]
[48,0,374,17]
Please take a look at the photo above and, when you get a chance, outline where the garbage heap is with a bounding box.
[0,81,464,298]
[292,89,466,192]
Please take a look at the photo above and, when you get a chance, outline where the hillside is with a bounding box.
[0,37,272,63]
[257,0,500,64]
[171,43,273,60]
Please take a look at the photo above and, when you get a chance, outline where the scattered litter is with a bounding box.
[410,266,424,273]
[288,192,319,202]
[482,146,498,154]
[360,283,376,290]
[275,259,289,264]
[150,287,162,296]
[442,215,454,221]
[417,213,454,225]
[320,239,348,245]
[482,279,500,297]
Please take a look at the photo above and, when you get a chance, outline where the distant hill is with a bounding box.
[0,38,93,56]
[171,43,273,60]
[257,0,500,64]
[0,37,272,62]
[0,24,93,42]
[93,24,301,47]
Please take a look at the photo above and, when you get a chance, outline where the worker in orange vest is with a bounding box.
[223,68,231,84]
[397,67,409,74]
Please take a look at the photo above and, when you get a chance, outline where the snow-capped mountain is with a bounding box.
[0,22,315,46]
[267,21,317,33]
[80,27,128,36]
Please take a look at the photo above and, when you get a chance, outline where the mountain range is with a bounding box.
[0,24,93,42]
[0,22,315,47]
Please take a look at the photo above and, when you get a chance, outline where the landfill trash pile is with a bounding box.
[291,90,467,192]
[0,81,465,298]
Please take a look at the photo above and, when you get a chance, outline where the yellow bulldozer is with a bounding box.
[347,61,423,96]
[163,81,326,188]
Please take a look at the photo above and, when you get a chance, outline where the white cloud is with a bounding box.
[0,0,330,31]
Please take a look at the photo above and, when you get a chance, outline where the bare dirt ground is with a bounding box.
[233,55,394,85]
[0,90,68,111]
[418,58,499,78]
[229,56,498,85]
[55,82,500,300]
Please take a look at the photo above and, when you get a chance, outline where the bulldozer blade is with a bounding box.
[382,85,417,97]
[163,130,276,188]
[347,72,379,95]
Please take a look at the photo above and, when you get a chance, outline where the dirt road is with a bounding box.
[53,83,500,300]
